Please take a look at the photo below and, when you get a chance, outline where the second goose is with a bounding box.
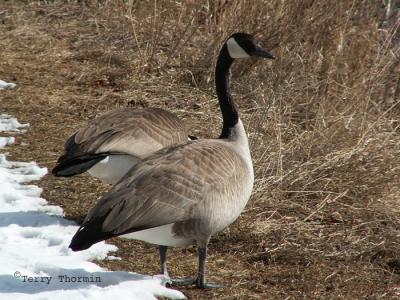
[69,32,275,288]
[52,107,193,184]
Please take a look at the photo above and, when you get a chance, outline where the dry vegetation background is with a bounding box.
[1,0,400,299]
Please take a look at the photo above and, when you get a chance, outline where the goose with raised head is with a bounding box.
[69,33,275,288]
[52,107,194,184]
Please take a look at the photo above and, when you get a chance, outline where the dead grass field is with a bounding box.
[1,1,400,299]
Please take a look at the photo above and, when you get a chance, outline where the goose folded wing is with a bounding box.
[90,165,204,235]
[69,142,243,250]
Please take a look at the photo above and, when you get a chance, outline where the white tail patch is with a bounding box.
[88,154,140,184]
[122,224,193,247]
[226,38,250,58]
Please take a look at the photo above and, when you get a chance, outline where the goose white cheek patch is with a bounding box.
[226,38,250,58]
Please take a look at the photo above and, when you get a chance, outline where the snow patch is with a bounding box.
[0,136,15,148]
[0,115,185,300]
[0,79,16,90]
[0,114,29,133]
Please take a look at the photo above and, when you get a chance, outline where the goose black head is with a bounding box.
[226,33,275,60]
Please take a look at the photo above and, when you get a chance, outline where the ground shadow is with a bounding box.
[0,211,74,227]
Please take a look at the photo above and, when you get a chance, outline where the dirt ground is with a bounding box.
[1,1,400,299]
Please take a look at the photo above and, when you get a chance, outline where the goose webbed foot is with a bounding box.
[169,277,222,289]
[195,278,223,289]
[170,277,196,286]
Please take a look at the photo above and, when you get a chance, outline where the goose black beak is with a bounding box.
[253,46,275,59]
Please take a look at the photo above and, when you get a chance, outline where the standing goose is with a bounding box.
[69,33,274,288]
[52,107,194,184]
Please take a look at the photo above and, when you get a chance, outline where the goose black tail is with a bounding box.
[69,219,115,251]
[52,154,108,177]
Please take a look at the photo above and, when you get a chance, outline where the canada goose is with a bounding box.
[52,107,194,184]
[69,33,274,288]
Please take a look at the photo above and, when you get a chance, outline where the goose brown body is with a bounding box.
[71,120,253,250]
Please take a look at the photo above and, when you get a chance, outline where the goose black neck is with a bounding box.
[215,44,238,139]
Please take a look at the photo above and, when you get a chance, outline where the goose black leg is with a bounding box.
[195,246,223,289]
[171,246,222,288]
[159,245,169,276]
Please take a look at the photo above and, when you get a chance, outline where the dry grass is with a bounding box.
[1,0,400,299]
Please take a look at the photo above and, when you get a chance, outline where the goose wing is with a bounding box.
[69,141,247,251]
[53,107,188,176]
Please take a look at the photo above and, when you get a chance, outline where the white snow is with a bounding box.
[0,114,29,132]
[0,115,185,300]
[0,136,15,148]
[0,79,16,90]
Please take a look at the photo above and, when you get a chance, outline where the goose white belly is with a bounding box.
[121,224,193,247]
[88,154,140,184]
